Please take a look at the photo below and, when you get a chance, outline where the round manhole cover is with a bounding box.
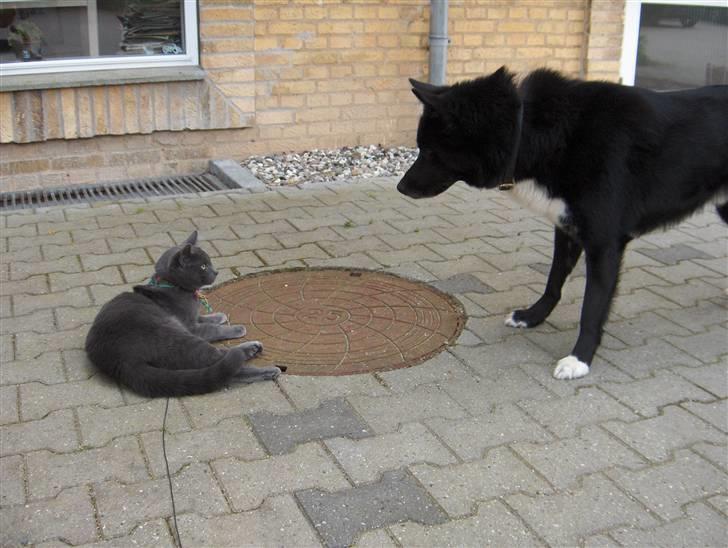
[205,268,466,376]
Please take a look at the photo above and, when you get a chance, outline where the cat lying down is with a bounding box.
[85,231,284,397]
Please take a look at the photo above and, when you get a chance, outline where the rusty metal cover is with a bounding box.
[205,268,466,376]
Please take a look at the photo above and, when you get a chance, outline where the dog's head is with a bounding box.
[397,67,521,199]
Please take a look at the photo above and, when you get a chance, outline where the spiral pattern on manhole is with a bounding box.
[205,268,466,376]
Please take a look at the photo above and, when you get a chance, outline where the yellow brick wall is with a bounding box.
[0,0,626,191]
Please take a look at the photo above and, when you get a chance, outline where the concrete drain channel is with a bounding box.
[205,268,466,376]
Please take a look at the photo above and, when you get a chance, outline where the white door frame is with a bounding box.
[620,0,728,85]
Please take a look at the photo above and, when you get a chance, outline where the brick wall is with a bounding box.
[0,0,625,192]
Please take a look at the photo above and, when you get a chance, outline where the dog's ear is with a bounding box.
[409,78,448,94]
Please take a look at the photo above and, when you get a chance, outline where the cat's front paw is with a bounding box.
[238,340,263,359]
[230,325,247,338]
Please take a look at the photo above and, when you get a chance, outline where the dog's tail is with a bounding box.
[112,347,246,398]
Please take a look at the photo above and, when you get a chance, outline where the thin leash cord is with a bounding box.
[163,396,184,548]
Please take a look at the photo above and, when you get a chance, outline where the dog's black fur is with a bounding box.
[398,67,728,379]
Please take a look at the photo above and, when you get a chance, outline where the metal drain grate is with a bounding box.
[0,173,238,211]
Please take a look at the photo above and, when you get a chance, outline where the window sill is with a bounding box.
[0,66,206,93]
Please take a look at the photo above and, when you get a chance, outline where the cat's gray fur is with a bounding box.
[85,231,283,397]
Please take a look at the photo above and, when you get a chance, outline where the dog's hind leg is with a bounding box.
[506,227,582,328]
[717,202,728,224]
[554,242,624,380]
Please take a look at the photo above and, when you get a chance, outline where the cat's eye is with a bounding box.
[201,264,207,270]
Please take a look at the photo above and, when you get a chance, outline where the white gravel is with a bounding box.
[242,145,417,186]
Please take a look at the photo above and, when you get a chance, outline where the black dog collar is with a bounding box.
[498,101,524,191]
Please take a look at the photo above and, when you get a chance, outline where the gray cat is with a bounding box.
[85,231,283,397]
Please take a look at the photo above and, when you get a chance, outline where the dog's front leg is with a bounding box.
[554,243,623,379]
[507,227,582,328]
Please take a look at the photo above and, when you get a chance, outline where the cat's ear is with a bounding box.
[184,231,198,246]
[178,244,193,265]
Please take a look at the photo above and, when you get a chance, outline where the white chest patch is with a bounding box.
[507,179,568,227]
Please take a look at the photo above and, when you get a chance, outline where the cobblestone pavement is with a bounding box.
[1,177,726,547]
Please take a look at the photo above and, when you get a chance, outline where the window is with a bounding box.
[621,0,728,89]
[0,0,198,76]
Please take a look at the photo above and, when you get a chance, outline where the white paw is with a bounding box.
[553,355,590,380]
[505,311,529,328]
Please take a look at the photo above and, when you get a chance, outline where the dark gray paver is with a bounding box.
[295,469,448,548]
[248,398,371,455]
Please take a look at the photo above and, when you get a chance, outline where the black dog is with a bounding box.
[398,67,728,379]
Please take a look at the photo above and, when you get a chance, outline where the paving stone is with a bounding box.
[0,385,18,425]
[278,374,388,410]
[43,239,110,261]
[0,295,10,319]
[600,370,716,417]
[672,362,728,398]
[707,494,728,515]
[512,425,646,489]
[11,256,82,280]
[306,253,384,270]
[0,333,13,363]
[3,223,38,239]
[430,273,494,295]
[26,436,149,500]
[668,325,728,363]
[411,446,551,517]
[610,288,681,319]
[212,233,280,256]
[81,248,151,271]
[650,278,725,308]
[318,235,392,258]
[0,486,97,546]
[389,500,544,547]
[0,309,53,338]
[213,442,349,511]
[330,220,400,240]
[428,403,551,461]
[0,455,24,505]
[386,261,439,281]
[275,226,341,248]
[177,494,319,547]
[71,224,135,244]
[0,274,49,297]
[643,260,721,284]
[353,529,398,547]
[54,305,98,331]
[507,474,657,546]
[20,377,123,421]
[251,207,311,224]
[368,245,445,267]
[77,400,188,447]
[65,204,123,220]
[69,519,174,547]
[606,449,726,521]
[635,243,713,265]
[296,469,447,548]
[14,286,92,316]
[655,299,728,333]
[377,350,473,394]
[0,409,78,456]
[228,219,296,239]
[682,399,728,432]
[450,338,554,379]
[603,405,725,462]
[466,285,544,316]
[609,502,727,547]
[348,385,467,434]
[3,245,43,263]
[598,338,702,378]
[692,442,728,471]
[95,463,227,537]
[518,388,638,438]
[140,416,265,477]
[257,242,330,265]
[107,233,175,253]
[249,398,371,455]
[0,352,66,385]
[63,348,97,381]
[325,422,457,484]
[604,311,692,347]
[15,325,87,360]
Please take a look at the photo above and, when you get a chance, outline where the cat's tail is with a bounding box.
[118,347,247,398]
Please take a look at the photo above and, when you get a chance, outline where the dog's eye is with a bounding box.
[201,264,207,271]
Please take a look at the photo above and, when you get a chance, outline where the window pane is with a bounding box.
[635,3,728,89]
[0,0,184,65]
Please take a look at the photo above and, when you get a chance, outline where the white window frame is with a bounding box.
[0,0,198,77]
[620,0,728,85]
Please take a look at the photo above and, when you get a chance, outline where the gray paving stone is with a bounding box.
[450,339,554,378]
[430,272,494,295]
[14,286,92,316]
[68,519,174,547]
[655,299,728,334]
[603,405,725,462]
[257,242,330,265]
[95,463,227,537]
[177,495,320,547]
[0,385,18,425]
[635,243,713,265]
[353,529,398,547]
[54,305,98,331]
[0,454,24,505]
[672,362,728,398]
[63,348,97,381]
[140,416,265,477]
[643,260,721,284]
[318,235,392,258]
[377,350,473,394]
[466,285,543,315]
[692,442,728,471]
[213,442,349,511]
[15,324,87,360]
[77,400,188,447]
[0,295,10,319]
[325,423,457,484]
[276,226,341,248]
[71,224,135,244]
[278,374,388,410]
[606,449,726,521]
[3,245,43,263]
[249,398,371,455]
[604,311,692,347]
[389,500,544,547]
[348,385,467,434]
[65,203,123,220]
[0,274,49,297]
[81,248,151,271]
[650,277,725,308]
[212,233,280,256]
[707,494,728,515]
[609,502,727,547]
[0,352,66,385]
[0,486,97,546]
[610,288,681,319]
[600,370,716,417]
[251,207,311,224]
[0,409,78,456]
[0,309,53,337]
[0,333,13,363]
[518,388,638,438]
[512,425,646,489]
[598,338,702,378]
[507,474,657,547]
[411,446,551,517]
[426,238,502,260]
[682,398,728,432]
[296,469,447,548]
[26,436,148,500]
[668,325,728,363]
[306,253,384,270]
[43,239,110,261]
[11,256,82,280]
